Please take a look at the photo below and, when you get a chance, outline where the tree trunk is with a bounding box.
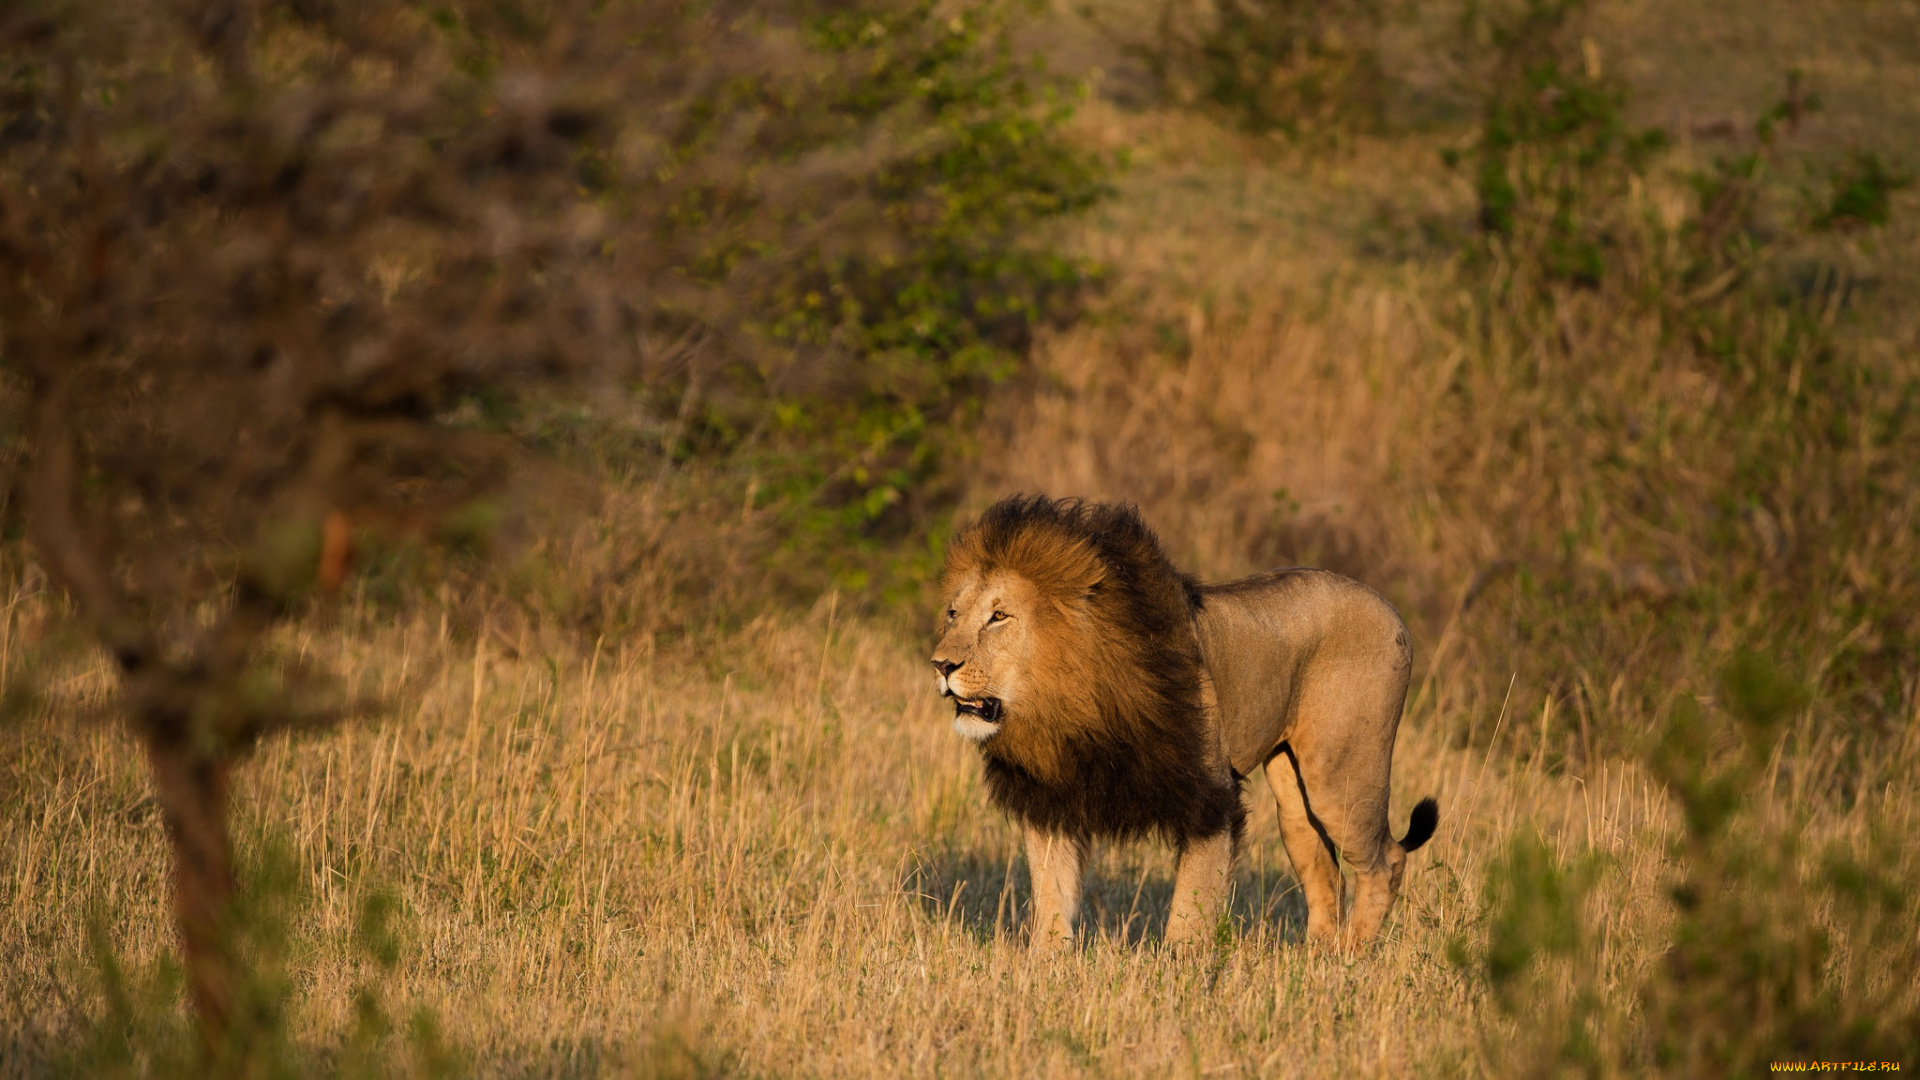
[144,726,236,1050]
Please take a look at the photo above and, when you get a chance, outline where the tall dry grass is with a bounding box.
[5,583,1909,1076]
[0,587,1672,1077]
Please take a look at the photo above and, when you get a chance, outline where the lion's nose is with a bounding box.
[933,658,963,678]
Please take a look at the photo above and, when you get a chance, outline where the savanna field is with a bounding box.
[4,0,1919,1077]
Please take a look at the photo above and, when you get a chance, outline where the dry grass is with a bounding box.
[5,589,1909,1077]
[0,591,1672,1077]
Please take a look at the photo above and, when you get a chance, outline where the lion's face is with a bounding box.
[931,570,1045,744]
[933,498,1182,785]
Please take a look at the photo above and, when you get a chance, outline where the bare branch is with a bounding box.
[22,376,153,673]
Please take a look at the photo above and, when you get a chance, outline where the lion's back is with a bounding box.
[1195,568,1412,774]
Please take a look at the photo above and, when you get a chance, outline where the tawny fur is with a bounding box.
[933,495,1437,951]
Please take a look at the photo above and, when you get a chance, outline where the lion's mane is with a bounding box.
[942,495,1245,844]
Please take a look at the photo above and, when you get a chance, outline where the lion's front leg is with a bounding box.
[1166,829,1235,947]
[1023,825,1087,953]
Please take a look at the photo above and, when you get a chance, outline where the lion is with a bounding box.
[932,495,1438,951]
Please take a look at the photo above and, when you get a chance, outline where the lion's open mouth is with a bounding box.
[953,696,1003,724]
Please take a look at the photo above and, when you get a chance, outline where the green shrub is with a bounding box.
[1458,655,1920,1076]
[1641,657,1919,1075]
[655,0,1110,590]
[1446,0,1666,287]
[1811,151,1914,231]
[1106,0,1394,137]
[538,0,1113,603]
[1451,833,1610,1078]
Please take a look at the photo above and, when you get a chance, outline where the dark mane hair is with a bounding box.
[943,495,1244,844]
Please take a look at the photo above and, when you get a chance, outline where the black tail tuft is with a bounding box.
[1400,797,1439,853]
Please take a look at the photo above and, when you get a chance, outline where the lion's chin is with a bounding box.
[952,715,1001,743]
[950,694,1004,743]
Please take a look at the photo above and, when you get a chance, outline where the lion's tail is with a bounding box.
[1398,797,1440,853]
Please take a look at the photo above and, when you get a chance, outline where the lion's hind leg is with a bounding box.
[1289,735,1416,948]
[1339,798,1438,948]
[1284,736,1400,949]
[1341,839,1403,949]
[1264,747,1345,946]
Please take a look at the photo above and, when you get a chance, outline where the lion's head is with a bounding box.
[932,495,1241,842]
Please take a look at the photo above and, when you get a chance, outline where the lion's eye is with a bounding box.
[946,609,956,620]
[988,611,1008,623]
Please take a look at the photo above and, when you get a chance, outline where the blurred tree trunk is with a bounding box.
[22,373,248,1046]
[144,728,236,1045]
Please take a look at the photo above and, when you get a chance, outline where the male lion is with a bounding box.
[932,495,1438,951]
